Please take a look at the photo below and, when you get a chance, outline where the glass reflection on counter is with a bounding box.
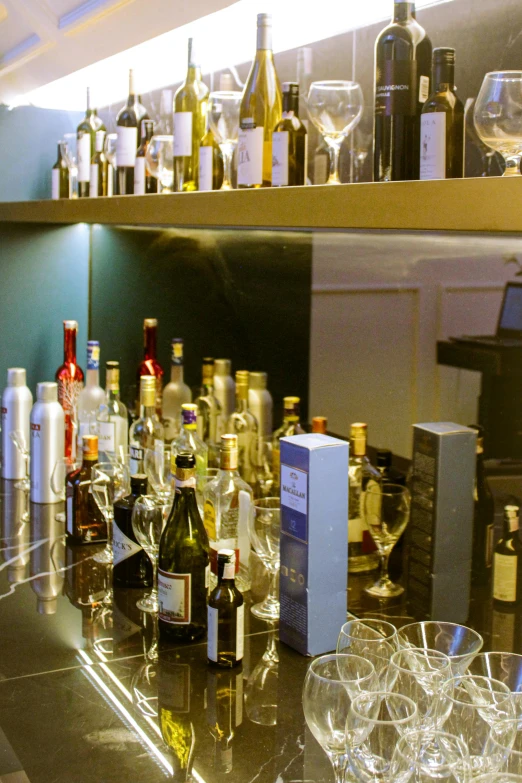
[30,502,65,614]
[64,541,112,650]
[1,479,30,584]
[159,659,197,780]
[245,622,279,726]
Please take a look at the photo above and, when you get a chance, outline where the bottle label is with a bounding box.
[66,484,74,535]
[420,113,446,180]
[173,112,193,157]
[77,133,91,183]
[116,126,138,167]
[236,603,244,661]
[281,464,307,517]
[203,499,217,540]
[238,125,264,186]
[198,146,214,191]
[375,60,417,117]
[419,75,430,104]
[113,520,142,565]
[129,444,144,474]
[493,552,518,602]
[158,570,191,624]
[98,421,115,454]
[207,605,218,662]
[272,131,289,187]
[52,169,60,200]
[171,339,183,366]
[486,523,494,569]
[134,157,146,195]
[90,164,99,197]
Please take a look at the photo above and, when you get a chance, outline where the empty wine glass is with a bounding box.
[146,135,174,193]
[307,81,364,185]
[249,498,280,620]
[364,483,411,597]
[397,622,484,676]
[469,652,522,718]
[132,494,167,613]
[474,72,522,176]
[51,457,81,523]
[386,648,454,731]
[484,719,521,775]
[208,91,242,190]
[144,445,173,505]
[245,623,279,726]
[476,777,522,783]
[61,133,80,197]
[91,461,130,564]
[392,730,472,782]
[337,618,398,687]
[9,430,30,491]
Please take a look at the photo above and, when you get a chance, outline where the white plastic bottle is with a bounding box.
[1,368,33,480]
[77,341,105,448]
[30,383,65,504]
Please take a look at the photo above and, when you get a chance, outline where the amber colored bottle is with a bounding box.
[137,318,164,411]
[55,320,84,460]
[66,434,107,544]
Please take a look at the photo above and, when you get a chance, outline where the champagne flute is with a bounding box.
[144,445,173,505]
[363,483,411,598]
[145,135,174,193]
[91,461,130,565]
[474,72,522,176]
[132,494,167,613]
[208,91,242,190]
[307,81,364,185]
[245,623,279,726]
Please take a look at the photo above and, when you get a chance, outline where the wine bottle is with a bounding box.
[158,451,210,643]
[199,112,224,192]
[116,69,149,195]
[493,505,521,605]
[469,425,495,586]
[89,130,108,197]
[134,119,157,195]
[137,318,164,413]
[162,338,192,443]
[238,14,282,188]
[374,1,432,182]
[77,88,106,198]
[206,665,243,773]
[208,549,244,667]
[272,82,307,187]
[271,396,305,493]
[348,423,380,573]
[55,320,84,461]
[226,371,258,485]
[420,48,464,180]
[52,142,69,200]
[66,434,106,544]
[113,473,153,588]
[129,375,164,475]
[96,361,129,462]
[173,38,209,192]
[77,340,105,448]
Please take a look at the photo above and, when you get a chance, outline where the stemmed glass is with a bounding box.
[476,777,522,783]
[302,654,379,783]
[51,457,81,523]
[363,483,411,597]
[245,622,279,726]
[392,730,472,782]
[9,430,30,491]
[144,446,173,505]
[474,72,522,176]
[337,619,398,687]
[250,436,274,499]
[469,652,522,717]
[131,495,167,613]
[60,133,80,197]
[91,461,130,564]
[208,91,242,190]
[145,136,174,193]
[307,81,364,185]
[249,498,280,620]
[485,719,522,775]
[397,622,484,676]
[386,648,454,731]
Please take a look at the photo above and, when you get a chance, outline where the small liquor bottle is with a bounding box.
[134,119,157,194]
[66,434,106,544]
[469,425,495,586]
[129,375,164,475]
[158,451,210,643]
[208,549,244,668]
[77,340,105,447]
[162,338,192,443]
[52,142,69,199]
[113,474,153,588]
[272,82,307,186]
[348,423,380,573]
[55,320,84,461]
[493,505,521,606]
[96,361,129,461]
[137,318,164,413]
[272,396,305,493]
[226,371,258,485]
[312,416,328,434]
[171,403,208,478]
[195,358,222,467]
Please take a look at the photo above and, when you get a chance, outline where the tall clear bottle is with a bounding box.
[116,69,149,195]
[348,423,381,573]
[96,361,129,462]
[195,358,222,467]
[55,320,84,461]
[129,375,164,474]
[173,38,209,192]
[214,359,235,433]
[77,87,106,198]
[77,340,105,447]
[171,403,208,478]
[226,371,258,486]
[1,368,33,480]
[203,434,253,593]
[162,338,192,442]
[238,14,282,188]
[271,396,305,494]
[137,317,164,414]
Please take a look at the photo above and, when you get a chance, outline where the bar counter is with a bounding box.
[0,479,516,783]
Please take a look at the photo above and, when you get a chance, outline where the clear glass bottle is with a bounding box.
[208,548,244,668]
[96,361,129,462]
[162,338,192,443]
[137,318,164,414]
[77,340,105,449]
[173,37,209,192]
[171,403,208,478]
[271,396,305,494]
[348,423,381,573]
[55,319,84,461]
[195,357,222,467]
[226,371,258,486]
[129,375,164,474]
[203,434,253,594]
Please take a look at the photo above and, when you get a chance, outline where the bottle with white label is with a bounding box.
[238,14,282,188]
[348,423,381,573]
[116,69,149,195]
[77,87,106,198]
[493,505,521,606]
[52,142,69,200]
[1,368,33,481]
[30,382,65,504]
[199,112,224,191]
[77,341,105,450]
[90,130,108,197]
[173,38,209,192]
[208,549,244,668]
[96,361,129,462]
[113,474,153,588]
[134,119,157,195]
[129,375,164,474]
[420,48,464,180]
[272,82,307,187]
[162,338,192,443]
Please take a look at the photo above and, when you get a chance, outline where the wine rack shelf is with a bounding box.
[0,177,520,233]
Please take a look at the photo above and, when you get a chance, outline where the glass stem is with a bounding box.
[151,555,159,603]
[379,550,392,585]
[326,141,342,184]
[267,564,279,603]
[220,143,234,190]
[329,753,348,783]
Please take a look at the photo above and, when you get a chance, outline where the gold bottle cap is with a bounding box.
[350,422,367,457]
[140,375,156,407]
[505,504,520,533]
[236,370,249,400]
[83,434,99,461]
[283,396,300,421]
[220,434,238,470]
[144,318,158,328]
[312,416,327,434]
[214,359,231,376]
[249,371,267,390]
[202,357,214,384]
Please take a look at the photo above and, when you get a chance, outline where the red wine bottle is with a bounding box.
[116,69,149,195]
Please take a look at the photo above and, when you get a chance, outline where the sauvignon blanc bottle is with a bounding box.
[272,82,307,187]
[116,70,149,195]
[173,38,209,192]
[238,14,282,188]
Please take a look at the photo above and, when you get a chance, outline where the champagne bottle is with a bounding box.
[116,69,149,195]
[77,88,105,198]
[493,505,521,605]
[89,130,108,197]
[469,425,495,586]
[134,119,157,195]
[173,38,209,192]
[208,549,244,668]
[158,451,210,643]
[272,82,307,186]
[52,142,69,200]
[238,14,282,188]
[374,1,432,182]
[420,48,464,180]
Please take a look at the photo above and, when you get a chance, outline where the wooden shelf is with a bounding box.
[0,177,520,233]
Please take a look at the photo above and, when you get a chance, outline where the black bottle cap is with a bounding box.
[175,451,196,469]
[131,474,148,494]
[282,81,299,97]
[376,448,393,468]
[433,47,455,65]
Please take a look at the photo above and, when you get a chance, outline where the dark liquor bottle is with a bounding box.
[208,549,244,667]
[116,69,149,195]
[90,130,108,197]
[66,434,107,544]
[77,87,106,198]
[113,473,153,588]
[493,505,521,606]
[134,120,157,195]
[420,48,464,180]
[137,318,164,411]
[55,319,84,461]
[469,425,495,586]
[374,1,432,181]
[52,142,69,199]
[158,452,210,643]
[272,82,307,187]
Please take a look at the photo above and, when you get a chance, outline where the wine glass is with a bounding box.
[474,72,522,176]
[476,777,522,782]
[307,81,364,185]
[386,648,454,731]
[61,133,80,197]
[484,719,522,775]
[249,498,280,620]
[363,483,411,597]
[51,457,81,523]
[91,461,130,564]
[337,618,398,687]
[208,91,242,190]
[9,430,30,491]
[131,494,167,613]
[144,445,173,505]
[397,622,483,676]
[392,730,472,782]
[302,654,379,783]
[245,623,279,726]
[250,436,274,499]
[145,135,174,193]
[469,652,522,718]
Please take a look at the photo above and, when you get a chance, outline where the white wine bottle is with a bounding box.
[173,38,209,192]
[77,87,105,198]
[238,14,282,188]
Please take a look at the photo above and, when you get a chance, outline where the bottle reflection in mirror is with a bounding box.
[1,479,30,584]
[245,623,279,726]
[159,659,197,780]
[64,542,111,651]
[207,665,243,773]
[30,502,65,615]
